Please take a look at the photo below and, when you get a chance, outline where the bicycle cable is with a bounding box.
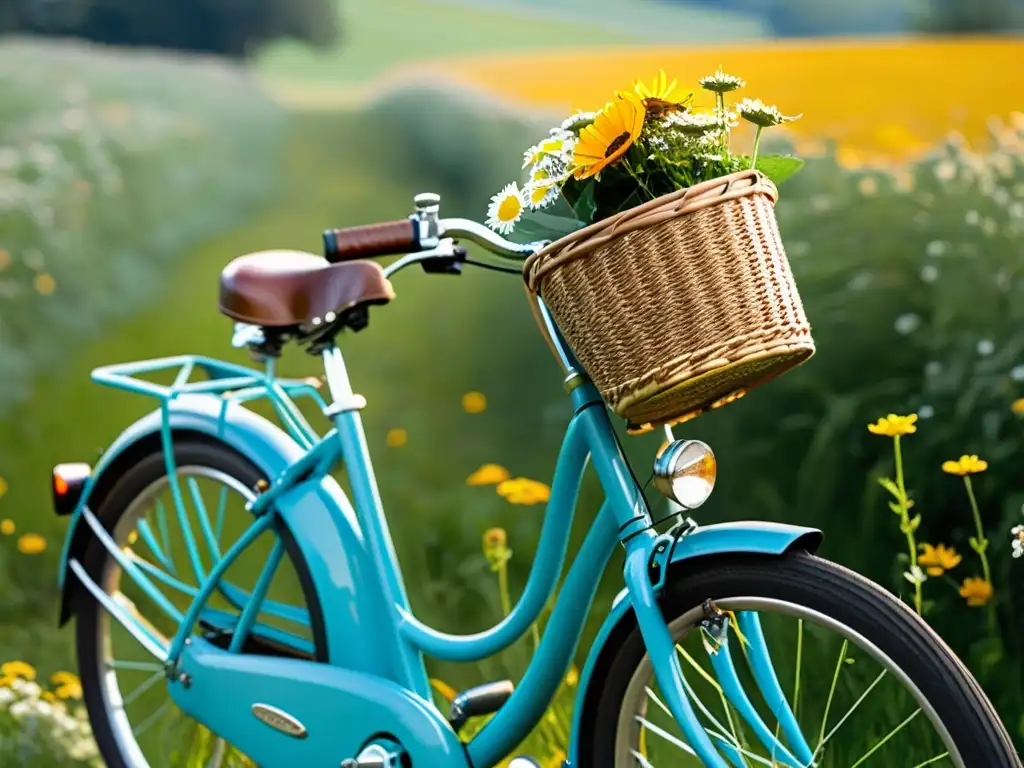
[463,258,523,275]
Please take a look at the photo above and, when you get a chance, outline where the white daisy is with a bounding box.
[523,131,576,169]
[525,181,560,211]
[559,110,598,132]
[486,182,526,235]
[664,110,726,136]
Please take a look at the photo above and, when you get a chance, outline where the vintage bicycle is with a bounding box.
[51,193,1018,767]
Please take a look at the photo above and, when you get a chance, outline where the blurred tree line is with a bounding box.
[670,0,1024,36]
[0,0,339,57]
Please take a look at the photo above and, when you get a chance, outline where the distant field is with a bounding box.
[257,0,765,105]
[397,37,1024,161]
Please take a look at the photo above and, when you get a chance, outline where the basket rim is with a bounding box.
[523,168,778,292]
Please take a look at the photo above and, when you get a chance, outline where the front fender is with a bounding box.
[565,520,822,766]
[57,394,395,678]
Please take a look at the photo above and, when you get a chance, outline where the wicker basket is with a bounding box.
[523,169,814,434]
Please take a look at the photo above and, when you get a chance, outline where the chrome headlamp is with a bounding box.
[653,439,717,509]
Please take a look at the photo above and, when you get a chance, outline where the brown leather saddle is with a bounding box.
[219,251,395,329]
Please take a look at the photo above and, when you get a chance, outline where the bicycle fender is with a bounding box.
[56,394,393,677]
[565,520,822,766]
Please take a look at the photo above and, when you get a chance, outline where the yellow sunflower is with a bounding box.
[634,69,678,101]
[572,92,645,181]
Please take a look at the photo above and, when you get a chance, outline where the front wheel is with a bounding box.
[577,552,1019,767]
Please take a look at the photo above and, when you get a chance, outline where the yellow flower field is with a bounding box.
[402,37,1022,163]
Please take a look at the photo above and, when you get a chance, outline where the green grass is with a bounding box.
[257,0,766,97]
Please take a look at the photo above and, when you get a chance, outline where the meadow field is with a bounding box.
[2,2,1024,762]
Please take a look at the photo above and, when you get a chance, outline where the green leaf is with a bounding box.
[571,182,598,224]
[968,535,988,553]
[755,154,806,185]
[887,501,903,515]
[878,477,901,498]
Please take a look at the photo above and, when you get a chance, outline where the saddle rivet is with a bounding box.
[178,673,192,689]
[312,317,322,326]
[325,311,336,322]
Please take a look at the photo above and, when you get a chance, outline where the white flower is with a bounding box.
[525,181,560,211]
[920,264,939,283]
[925,240,947,257]
[559,111,597,132]
[486,182,526,235]
[0,687,14,706]
[736,98,800,128]
[965,209,980,225]
[894,313,920,335]
[699,68,746,93]
[523,131,575,169]
[903,565,928,585]
[977,339,995,356]
[664,110,725,135]
[918,404,935,419]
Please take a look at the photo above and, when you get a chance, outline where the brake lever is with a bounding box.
[420,245,467,275]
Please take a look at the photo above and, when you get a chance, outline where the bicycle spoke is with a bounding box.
[214,486,229,541]
[208,737,227,768]
[635,714,697,755]
[127,550,198,598]
[677,643,746,751]
[811,669,887,761]
[848,708,922,767]
[154,499,176,575]
[630,749,655,768]
[188,477,222,563]
[118,670,165,708]
[132,698,174,738]
[816,639,849,751]
[106,660,165,673]
[137,519,175,573]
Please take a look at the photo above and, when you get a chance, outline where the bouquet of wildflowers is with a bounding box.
[0,663,101,767]
[485,69,803,238]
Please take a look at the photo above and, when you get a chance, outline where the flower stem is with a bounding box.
[750,126,764,171]
[893,436,922,615]
[964,476,997,637]
[497,562,511,617]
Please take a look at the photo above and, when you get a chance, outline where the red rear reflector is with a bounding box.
[52,463,91,516]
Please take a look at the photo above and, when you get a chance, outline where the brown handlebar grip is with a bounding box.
[323,219,420,262]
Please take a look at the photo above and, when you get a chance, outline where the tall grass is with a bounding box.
[0,37,286,413]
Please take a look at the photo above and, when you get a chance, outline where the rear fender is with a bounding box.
[565,520,822,766]
[57,394,394,677]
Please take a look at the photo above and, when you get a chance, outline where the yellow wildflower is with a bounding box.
[565,665,579,687]
[0,661,36,681]
[128,530,138,545]
[1012,398,1024,415]
[496,477,551,506]
[942,455,988,476]
[466,464,511,486]
[0,475,7,498]
[867,413,918,437]
[34,273,56,295]
[17,533,47,554]
[959,577,993,607]
[483,527,511,571]
[918,543,962,576]
[386,428,408,448]
[0,519,14,536]
[462,391,487,414]
[51,671,83,700]
[0,249,10,270]
[429,678,458,703]
[41,691,58,704]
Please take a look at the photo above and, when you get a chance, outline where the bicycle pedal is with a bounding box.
[447,680,514,732]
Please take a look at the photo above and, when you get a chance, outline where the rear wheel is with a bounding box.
[74,439,326,768]
[578,552,1019,767]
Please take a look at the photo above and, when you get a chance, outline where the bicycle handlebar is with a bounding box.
[323,214,545,265]
[323,219,420,263]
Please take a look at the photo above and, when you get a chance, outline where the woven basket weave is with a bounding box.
[523,169,814,434]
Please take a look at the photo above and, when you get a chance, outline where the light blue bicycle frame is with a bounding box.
[57,296,821,768]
